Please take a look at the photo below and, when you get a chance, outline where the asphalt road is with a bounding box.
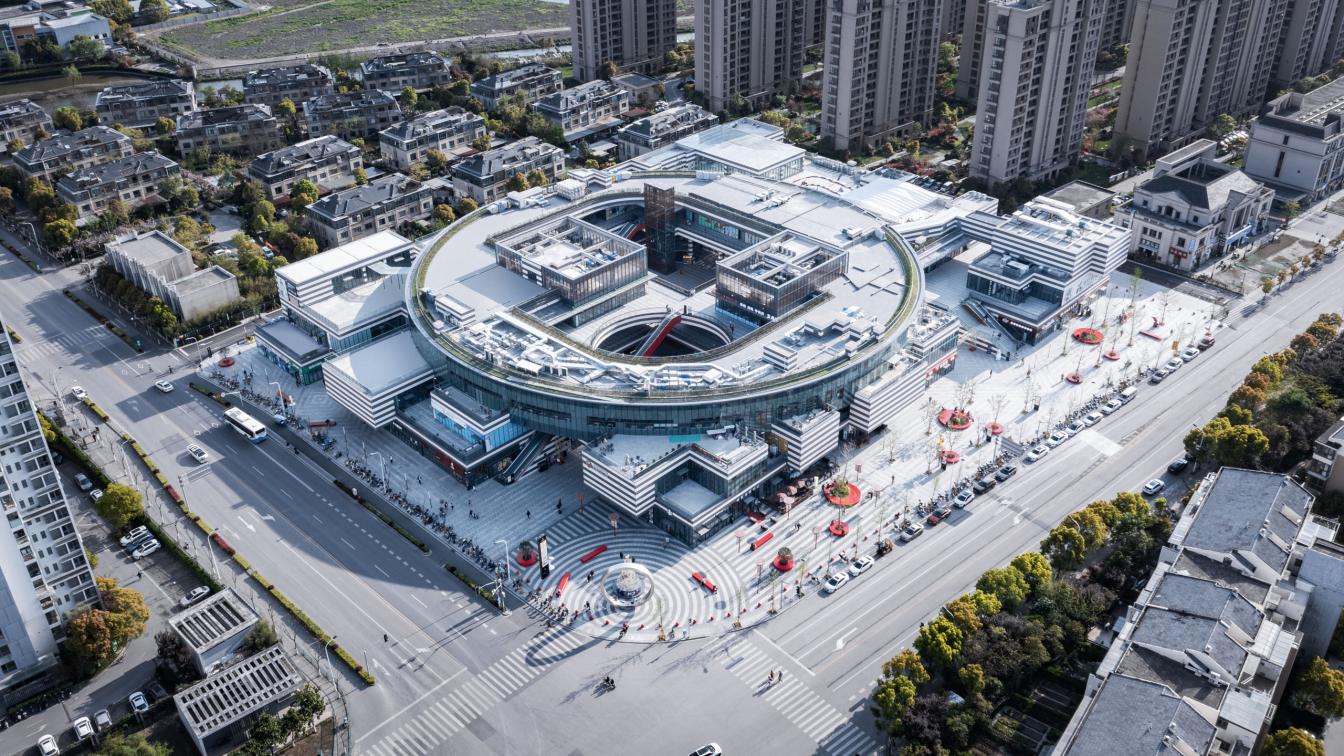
[0,223,1340,754]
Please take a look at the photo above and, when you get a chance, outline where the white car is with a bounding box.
[89,489,103,503]
[1142,479,1166,496]
[849,555,875,576]
[180,586,210,608]
[823,572,850,593]
[689,745,723,756]
[1066,420,1087,436]
[1101,398,1123,415]
[129,691,149,714]
[72,716,93,740]
[131,539,160,560]
[37,734,59,756]
[73,473,93,492]
[1165,357,1184,372]
[1045,430,1070,448]
[1180,347,1200,362]
[93,709,112,732]
[899,523,924,542]
[119,526,149,548]
[187,443,209,464]
[1083,411,1103,426]
[153,380,175,393]
[1026,444,1050,462]
[1150,368,1169,384]
[953,489,975,508]
[70,386,87,400]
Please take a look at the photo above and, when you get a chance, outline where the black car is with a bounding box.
[994,464,1018,482]
[1167,456,1191,474]
[972,476,997,494]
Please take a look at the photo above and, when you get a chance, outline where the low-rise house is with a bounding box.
[176,103,283,157]
[470,63,563,110]
[450,136,565,203]
[378,107,486,171]
[56,151,180,222]
[610,71,663,107]
[1244,76,1344,205]
[1120,139,1274,271]
[615,103,718,160]
[360,51,453,93]
[166,589,258,676]
[303,90,402,140]
[94,79,196,128]
[14,125,133,183]
[306,173,433,248]
[1040,180,1116,221]
[247,135,363,201]
[242,64,334,110]
[0,7,111,61]
[0,99,51,153]
[105,230,242,321]
[534,80,629,142]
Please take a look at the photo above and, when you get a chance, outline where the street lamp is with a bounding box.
[369,451,386,487]
[494,539,510,615]
[269,381,284,406]
[323,635,338,686]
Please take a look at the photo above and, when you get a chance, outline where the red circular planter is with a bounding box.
[941,450,961,464]
[1072,327,1104,345]
[1065,372,1083,384]
[829,520,849,537]
[1103,350,1121,361]
[938,409,974,430]
[773,556,795,571]
[218,357,235,368]
[985,422,1005,436]
[516,551,538,567]
[825,485,862,507]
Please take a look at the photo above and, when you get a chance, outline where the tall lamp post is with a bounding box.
[323,635,339,687]
[494,538,510,615]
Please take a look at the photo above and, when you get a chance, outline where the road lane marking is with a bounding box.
[311,514,322,523]
[411,595,428,608]
[340,537,356,549]
[354,668,467,744]
[375,564,391,577]
[753,628,815,676]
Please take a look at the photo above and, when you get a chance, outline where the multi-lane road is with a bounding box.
[0,215,1340,754]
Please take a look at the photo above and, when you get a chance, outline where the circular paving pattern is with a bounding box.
[1072,327,1104,345]
[938,408,973,430]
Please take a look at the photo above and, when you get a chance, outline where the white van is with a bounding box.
[1118,386,1138,404]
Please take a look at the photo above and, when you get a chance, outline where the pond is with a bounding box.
[0,72,190,114]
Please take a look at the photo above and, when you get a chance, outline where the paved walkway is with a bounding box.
[197,266,1218,642]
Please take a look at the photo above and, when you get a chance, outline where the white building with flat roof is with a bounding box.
[174,644,304,756]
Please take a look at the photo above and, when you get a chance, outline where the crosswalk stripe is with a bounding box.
[431,700,467,729]
[400,720,436,747]
[449,690,484,718]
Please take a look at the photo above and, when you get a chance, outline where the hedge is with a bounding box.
[140,517,222,594]
[445,563,504,611]
[6,324,20,344]
[81,397,109,422]
[62,289,142,353]
[0,238,42,272]
[244,567,375,685]
[334,480,430,553]
[189,382,231,407]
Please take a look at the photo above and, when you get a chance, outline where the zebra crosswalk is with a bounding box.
[721,639,879,756]
[361,627,590,756]
[14,325,113,362]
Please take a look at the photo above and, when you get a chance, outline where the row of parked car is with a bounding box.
[35,689,157,755]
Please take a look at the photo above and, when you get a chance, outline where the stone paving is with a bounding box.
[197,265,1219,642]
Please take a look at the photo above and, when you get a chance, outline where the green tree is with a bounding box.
[432,203,455,224]
[249,712,284,752]
[1207,113,1237,140]
[280,708,306,745]
[292,684,325,734]
[43,218,77,248]
[870,674,917,736]
[89,0,135,23]
[506,173,529,192]
[1,51,21,70]
[65,608,115,673]
[95,733,171,756]
[976,567,1030,610]
[293,236,319,259]
[97,576,149,647]
[526,168,548,187]
[66,35,104,62]
[400,85,418,110]
[53,106,82,132]
[353,167,368,185]
[1041,524,1087,572]
[882,649,929,685]
[959,662,987,700]
[1009,552,1052,595]
[455,197,478,216]
[599,60,620,80]
[469,133,491,151]
[1284,200,1302,219]
[0,186,13,215]
[289,179,318,209]
[1293,657,1344,718]
[154,116,174,135]
[139,0,170,23]
[94,482,143,529]
[62,64,81,83]
[243,619,279,652]
[425,149,450,174]
[1063,508,1109,549]
[1261,728,1326,756]
[101,198,129,230]
[914,616,963,669]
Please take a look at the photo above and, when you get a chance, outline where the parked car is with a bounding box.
[123,531,155,552]
[1066,420,1086,436]
[1167,456,1191,474]
[119,526,149,548]
[180,586,210,608]
[994,464,1018,482]
[93,709,112,732]
[1083,411,1103,426]
[1045,431,1069,448]
[1142,479,1166,496]
[899,523,924,542]
[145,681,168,703]
[73,473,93,492]
[953,490,975,508]
[823,572,850,593]
[1165,357,1184,372]
[1026,444,1050,462]
[153,380,174,393]
[187,444,209,464]
[1198,334,1216,349]
[1180,347,1200,362]
[50,450,64,465]
[689,745,723,756]
[37,734,59,756]
[972,476,997,494]
[129,692,149,714]
[131,539,161,560]
[1149,368,1169,384]
[70,386,87,400]
[849,556,874,576]
[89,489,103,503]
[73,716,93,740]
[1101,398,1123,415]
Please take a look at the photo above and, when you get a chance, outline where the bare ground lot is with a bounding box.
[161,0,571,59]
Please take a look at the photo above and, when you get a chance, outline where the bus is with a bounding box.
[223,408,268,443]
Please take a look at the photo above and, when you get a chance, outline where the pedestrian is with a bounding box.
[664,537,670,549]
[526,510,531,519]
[619,551,625,559]
[779,669,785,683]
[383,633,388,643]
[683,628,689,640]
[417,474,422,485]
